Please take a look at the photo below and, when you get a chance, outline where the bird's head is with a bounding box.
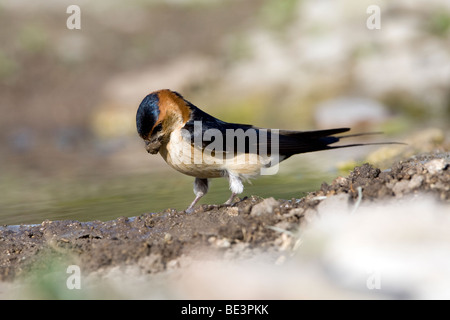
[136,89,191,154]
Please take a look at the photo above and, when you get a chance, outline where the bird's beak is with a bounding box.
[145,139,161,154]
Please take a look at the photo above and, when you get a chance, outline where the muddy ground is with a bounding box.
[0,153,449,284]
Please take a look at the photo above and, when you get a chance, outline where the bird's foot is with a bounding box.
[185,207,195,214]
[185,204,220,213]
[224,193,237,206]
[185,190,205,214]
[224,200,234,206]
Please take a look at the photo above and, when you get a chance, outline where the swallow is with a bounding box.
[136,89,397,213]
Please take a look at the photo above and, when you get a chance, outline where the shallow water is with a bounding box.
[0,156,339,225]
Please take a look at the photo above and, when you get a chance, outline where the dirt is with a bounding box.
[0,152,449,283]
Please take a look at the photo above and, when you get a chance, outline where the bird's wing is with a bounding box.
[180,103,398,161]
[273,128,351,157]
[181,104,256,155]
[181,105,355,158]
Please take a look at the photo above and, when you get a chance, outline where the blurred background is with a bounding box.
[0,0,449,224]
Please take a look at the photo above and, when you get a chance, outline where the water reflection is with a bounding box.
[0,157,336,225]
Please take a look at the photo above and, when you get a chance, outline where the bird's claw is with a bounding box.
[185,207,195,214]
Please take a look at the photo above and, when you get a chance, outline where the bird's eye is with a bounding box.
[152,123,163,135]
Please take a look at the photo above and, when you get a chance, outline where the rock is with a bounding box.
[425,159,447,175]
[392,180,410,197]
[409,175,424,189]
[250,197,280,216]
[215,238,231,249]
[316,193,351,215]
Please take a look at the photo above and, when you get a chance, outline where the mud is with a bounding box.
[0,153,448,282]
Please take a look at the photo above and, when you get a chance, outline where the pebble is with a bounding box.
[409,175,424,189]
[425,159,447,175]
[250,197,280,216]
[316,193,350,214]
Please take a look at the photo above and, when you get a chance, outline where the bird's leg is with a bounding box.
[224,192,237,205]
[225,172,243,206]
[186,178,209,213]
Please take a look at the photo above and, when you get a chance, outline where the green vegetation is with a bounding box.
[428,10,450,36]
[259,0,300,31]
